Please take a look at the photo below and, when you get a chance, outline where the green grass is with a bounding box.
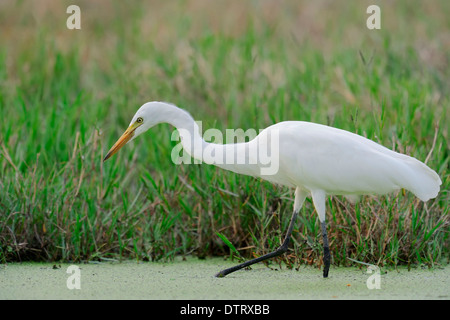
[0,1,449,269]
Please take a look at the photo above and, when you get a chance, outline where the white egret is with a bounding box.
[104,101,441,278]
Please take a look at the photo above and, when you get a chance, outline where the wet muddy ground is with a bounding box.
[1,257,448,299]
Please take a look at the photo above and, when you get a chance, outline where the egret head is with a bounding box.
[103,102,164,161]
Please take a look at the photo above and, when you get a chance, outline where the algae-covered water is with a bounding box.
[1,257,449,300]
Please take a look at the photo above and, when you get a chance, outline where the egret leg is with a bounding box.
[321,221,331,278]
[311,190,331,278]
[215,209,299,278]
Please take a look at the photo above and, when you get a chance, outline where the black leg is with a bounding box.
[321,221,330,278]
[215,210,299,278]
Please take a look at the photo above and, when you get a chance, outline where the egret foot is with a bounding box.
[215,210,299,278]
[321,221,331,278]
[323,246,330,278]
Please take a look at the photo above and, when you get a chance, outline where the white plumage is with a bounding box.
[104,101,441,278]
[261,121,441,202]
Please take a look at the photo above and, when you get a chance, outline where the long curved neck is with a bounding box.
[162,104,218,164]
[160,103,259,176]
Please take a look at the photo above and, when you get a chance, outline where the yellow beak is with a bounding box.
[103,122,140,162]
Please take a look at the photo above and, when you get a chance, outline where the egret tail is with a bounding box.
[401,157,441,201]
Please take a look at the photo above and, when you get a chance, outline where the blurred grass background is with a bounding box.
[0,0,448,269]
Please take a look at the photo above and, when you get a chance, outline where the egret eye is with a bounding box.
[136,117,143,124]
